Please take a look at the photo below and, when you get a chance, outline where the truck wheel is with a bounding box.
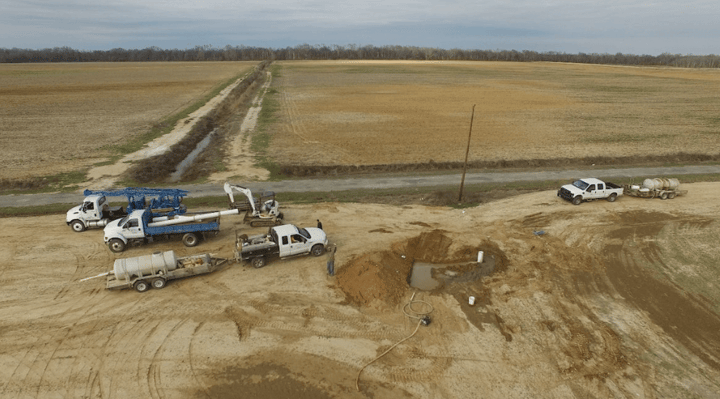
[607,193,617,202]
[151,278,166,289]
[70,220,86,232]
[572,196,582,205]
[252,257,266,268]
[660,192,668,200]
[134,280,150,293]
[311,244,325,256]
[182,233,200,247]
[108,239,126,253]
[668,192,676,199]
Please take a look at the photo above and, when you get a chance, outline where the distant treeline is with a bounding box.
[2,44,719,68]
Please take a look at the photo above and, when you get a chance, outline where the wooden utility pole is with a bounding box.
[458,104,476,202]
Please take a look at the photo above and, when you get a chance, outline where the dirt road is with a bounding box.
[4,164,720,208]
[1,183,719,398]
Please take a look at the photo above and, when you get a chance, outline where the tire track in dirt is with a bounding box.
[0,245,111,398]
[246,298,406,340]
[188,321,214,399]
[145,318,190,399]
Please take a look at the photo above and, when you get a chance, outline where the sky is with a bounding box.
[1,0,718,56]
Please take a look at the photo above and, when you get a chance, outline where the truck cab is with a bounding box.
[104,210,147,251]
[273,224,326,257]
[66,195,125,232]
[237,224,328,268]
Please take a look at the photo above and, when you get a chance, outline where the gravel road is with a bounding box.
[2,165,719,207]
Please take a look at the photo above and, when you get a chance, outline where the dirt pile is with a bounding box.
[336,230,497,307]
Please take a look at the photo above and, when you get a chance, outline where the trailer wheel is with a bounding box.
[572,196,582,205]
[607,193,617,202]
[182,233,200,247]
[70,220,86,233]
[108,239,126,253]
[151,278,166,289]
[660,192,668,200]
[668,192,676,199]
[134,280,150,293]
[311,244,325,256]
[252,257,266,268]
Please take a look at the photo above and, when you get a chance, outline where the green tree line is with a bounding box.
[2,44,719,68]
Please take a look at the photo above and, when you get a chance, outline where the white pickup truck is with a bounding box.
[235,224,328,268]
[557,178,624,205]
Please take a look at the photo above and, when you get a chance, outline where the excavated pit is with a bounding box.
[335,230,507,307]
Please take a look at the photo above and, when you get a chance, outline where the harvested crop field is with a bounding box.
[1,183,719,398]
[0,61,255,180]
[267,60,720,169]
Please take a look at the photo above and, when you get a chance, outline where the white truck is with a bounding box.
[66,188,188,232]
[103,208,239,252]
[235,224,328,268]
[66,194,127,232]
[557,178,624,205]
[102,251,228,292]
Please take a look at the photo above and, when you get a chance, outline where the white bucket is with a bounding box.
[477,251,484,263]
[469,296,476,305]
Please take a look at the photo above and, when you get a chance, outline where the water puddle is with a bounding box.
[170,129,216,182]
[409,254,496,291]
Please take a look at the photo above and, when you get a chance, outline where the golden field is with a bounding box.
[267,60,720,166]
[0,62,255,180]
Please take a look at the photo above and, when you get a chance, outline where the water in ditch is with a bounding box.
[169,129,216,182]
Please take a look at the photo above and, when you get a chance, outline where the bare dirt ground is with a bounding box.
[84,71,254,189]
[1,183,719,398]
[267,61,720,167]
[208,71,272,183]
[0,62,254,181]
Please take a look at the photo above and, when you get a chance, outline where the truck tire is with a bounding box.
[108,238,126,253]
[70,220,86,233]
[134,280,150,293]
[572,196,582,206]
[182,233,200,247]
[660,192,668,200]
[151,278,166,289]
[668,192,676,199]
[311,244,325,256]
[252,257,266,268]
[607,193,617,202]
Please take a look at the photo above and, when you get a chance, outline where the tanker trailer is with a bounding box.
[80,250,228,292]
[623,178,687,200]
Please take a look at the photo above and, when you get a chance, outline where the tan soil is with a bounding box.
[0,62,255,181]
[267,61,720,167]
[208,71,272,183]
[84,72,252,189]
[1,182,719,398]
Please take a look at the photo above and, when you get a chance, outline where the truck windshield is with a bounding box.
[298,228,310,239]
[117,216,129,226]
[572,180,589,190]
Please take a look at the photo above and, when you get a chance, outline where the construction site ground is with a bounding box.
[1,183,720,398]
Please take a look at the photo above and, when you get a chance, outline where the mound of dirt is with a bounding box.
[336,230,502,307]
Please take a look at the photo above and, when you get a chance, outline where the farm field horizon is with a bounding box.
[0,61,255,181]
[267,60,720,169]
[2,60,720,186]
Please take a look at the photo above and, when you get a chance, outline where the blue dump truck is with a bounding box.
[103,208,239,252]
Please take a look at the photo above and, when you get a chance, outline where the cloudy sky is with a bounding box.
[2,0,718,55]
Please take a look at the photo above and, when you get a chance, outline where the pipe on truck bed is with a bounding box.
[149,209,239,227]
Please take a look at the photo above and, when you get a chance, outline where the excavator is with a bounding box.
[223,182,283,227]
